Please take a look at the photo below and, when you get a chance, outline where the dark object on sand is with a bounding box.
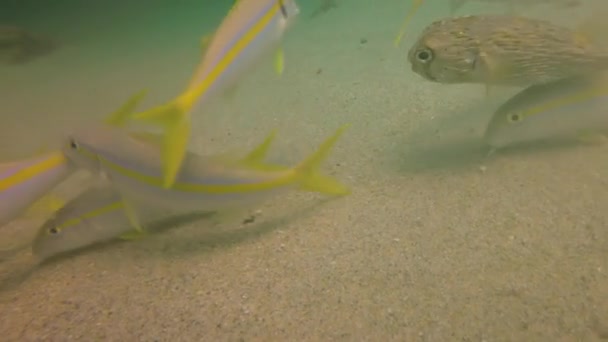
[0,26,57,65]
[310,0,338,18]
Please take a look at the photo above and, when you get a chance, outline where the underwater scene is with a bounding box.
[1,0,608,340]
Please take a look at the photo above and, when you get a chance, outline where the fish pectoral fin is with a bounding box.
[274,47,285,76]
[293,124,351,196]
[22,194,66,219]
[162,117,191,188]
[104,89,149,127]
[118,196,145,233]
[118,229,149,240]
[478,50,509,95]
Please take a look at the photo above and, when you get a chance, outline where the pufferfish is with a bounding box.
[407,15,608,92]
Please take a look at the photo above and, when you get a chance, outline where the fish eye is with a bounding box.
[69,139,79,150]
[278,0,288,17]
[48,226,59,234]
[507,112,523,123]
[415,48,433,63]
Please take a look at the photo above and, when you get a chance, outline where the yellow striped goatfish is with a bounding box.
[484,73,608,149]
[132,0,300,190]
[0,90,147,227]
[60,124,349,231]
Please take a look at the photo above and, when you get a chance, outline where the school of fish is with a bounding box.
[398,1,608,150]
[3,0,608,263]
[0,0,354,261]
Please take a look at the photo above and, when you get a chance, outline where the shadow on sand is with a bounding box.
[0,198,336,292]
[387,92,595,174]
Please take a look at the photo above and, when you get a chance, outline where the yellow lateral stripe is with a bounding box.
[523,85,608,118]
[77,146,295,194]
[55,201,123,232]
[179,2,281,111]
[0,152,66,191]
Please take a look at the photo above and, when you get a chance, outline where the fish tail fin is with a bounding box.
[394,0,424,47]
[131,91,199,188]
[292,125,351,196]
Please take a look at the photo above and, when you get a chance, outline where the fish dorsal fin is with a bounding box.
[394,0,424,47]
[205,130,289,172]
[104,89,149,127]
[241,129,278,165]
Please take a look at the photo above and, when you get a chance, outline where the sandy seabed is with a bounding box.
[0,0,607,340]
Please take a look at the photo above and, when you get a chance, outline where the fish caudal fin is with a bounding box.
[131,91,199,188]
[104,89,149,127]
[394,0,424,47]
[293,125,351,196]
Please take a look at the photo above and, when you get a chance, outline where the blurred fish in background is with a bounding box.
[0,26,58,65]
